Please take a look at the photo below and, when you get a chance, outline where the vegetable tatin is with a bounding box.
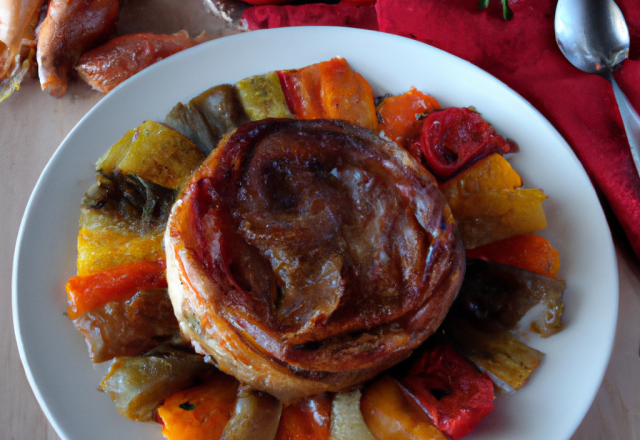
[66,57,565,440]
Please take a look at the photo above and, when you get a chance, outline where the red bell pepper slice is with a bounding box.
[400,344,495,440]
[66,258,167,319]
[277,57,378,131]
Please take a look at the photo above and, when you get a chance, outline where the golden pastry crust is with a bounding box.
[165,118,465,402]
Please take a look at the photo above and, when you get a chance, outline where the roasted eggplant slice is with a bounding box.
[81,173,178,227]
[444,317,545,393]
[99,346,214,422]
[220,385,282,440]
[456,259,566,337]
[165,84,249,156]
[72,289,182,363]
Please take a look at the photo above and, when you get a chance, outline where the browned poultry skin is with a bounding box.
[37,0,119,97]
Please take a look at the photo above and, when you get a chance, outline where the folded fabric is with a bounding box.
[376,0,640,260]
[242,3,379,30]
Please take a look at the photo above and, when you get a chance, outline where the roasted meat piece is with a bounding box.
[76,30,202,94]
[37,0,119,97]
[164,118,465,402]
[0,0,45,101]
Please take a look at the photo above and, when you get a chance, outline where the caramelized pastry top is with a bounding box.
[165,118,465,401]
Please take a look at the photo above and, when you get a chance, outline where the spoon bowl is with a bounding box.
[555,0,630,75]
[555,0,640,175]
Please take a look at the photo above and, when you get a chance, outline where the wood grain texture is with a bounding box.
[1,3,639,439]
[1,79,94,440]
[571,241,640,440]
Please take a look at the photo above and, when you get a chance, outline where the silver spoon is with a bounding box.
[555,0,640,174]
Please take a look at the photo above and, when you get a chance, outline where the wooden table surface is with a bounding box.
[2,2,639,439]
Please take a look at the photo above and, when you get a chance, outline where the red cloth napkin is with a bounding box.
[376,0,640,260]
[243,3,378,30]
[243,0,640,261]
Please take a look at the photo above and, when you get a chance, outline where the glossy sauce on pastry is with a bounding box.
[165,118,465,402]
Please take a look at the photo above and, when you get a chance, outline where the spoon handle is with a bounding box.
[609,75,640,175]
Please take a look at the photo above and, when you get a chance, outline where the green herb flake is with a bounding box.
[179,401,196,411]
[477,0,513,21]
[502,0,513,21]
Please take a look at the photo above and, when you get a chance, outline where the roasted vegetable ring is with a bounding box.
[164,118,465,402]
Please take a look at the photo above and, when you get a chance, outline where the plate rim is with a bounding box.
[12,26,619,440]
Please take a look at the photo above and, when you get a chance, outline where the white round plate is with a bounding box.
[13,27,617,440]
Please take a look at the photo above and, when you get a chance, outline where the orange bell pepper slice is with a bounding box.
[465,233,561,278]
[66,258,167,319]
[277,57,378,131]
[157,372,239,440]
[377,87,440,155]
[441,153,548,249]
[361,376,448,440]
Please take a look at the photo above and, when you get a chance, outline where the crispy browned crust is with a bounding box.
[37,0,119,97]
[165,119,465,402]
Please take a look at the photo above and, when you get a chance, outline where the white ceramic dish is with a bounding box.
[13,26,618,440]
